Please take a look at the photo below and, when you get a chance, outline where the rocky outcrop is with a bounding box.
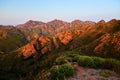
[38,36,52,54]
[20,43,37,58]
[19,30,73,58]
[94,34,110,52]
[53,37,59,48]
[58,30,73,45]
[19,36,52,58]
[94,32,120,54]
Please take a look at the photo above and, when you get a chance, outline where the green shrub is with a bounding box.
[76,56,86,66]
[103,58,120,73]
[82,56,95,67]
[55,55,74,65]
[55,57,67,65]
[112,60,120,73]
[66,57,73,62]
[62,54,77,62]
[50,64,74,79]
[103,59,115,69]
[99,70,111,77]
[50,66,59,79]
[69,54,120,71]
[67,54,78,58]
[60,64,74,76]
[73,55,82,62]
[92,57,105,68]
[55,53,120,75]
[73,55,93,67]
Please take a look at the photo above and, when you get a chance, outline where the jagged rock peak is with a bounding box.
[16,20,44,27]
[98,20,106,24]
[71,20,83,23]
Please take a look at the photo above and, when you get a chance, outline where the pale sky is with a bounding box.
[0,0,120,25]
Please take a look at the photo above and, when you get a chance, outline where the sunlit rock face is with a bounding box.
[53,37,59,49]
[19,38,39,58]
[19,36,51,58]
[19,30,74,58]
[93,32,120,58]
[58,30,73,45]
[38,36,52,54]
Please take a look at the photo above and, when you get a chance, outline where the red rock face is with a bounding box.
[94,34,110,52]
[19,30,74,58]
[38,36,50,47]
[20,38,39,58]
[20,43,37,58]
[58,30,73,45]
[53,37,59,48]
[74,30,83,35]
[94,32,120,56]
[110,32,120,53]
[39,36,52,54]
[41,46,49,54]
[19,36,52,58]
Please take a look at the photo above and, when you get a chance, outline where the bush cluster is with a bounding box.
[73,55,105,68]
[50,53,120,80]
[50,64,74,79]
[58,54,120,73]
[67,54,120,73]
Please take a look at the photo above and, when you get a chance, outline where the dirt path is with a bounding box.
[67,63,120,80]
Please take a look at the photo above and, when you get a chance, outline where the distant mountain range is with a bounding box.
[0,19,120,56]
[0,19,120,80]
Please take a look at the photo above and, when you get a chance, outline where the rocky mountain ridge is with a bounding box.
[0,19,120,80]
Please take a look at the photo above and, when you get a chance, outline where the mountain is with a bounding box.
[0,25,27,53]
[17,20,44,28]
[70,20,95,30]
[17,19,120,60]
[16,19,70,41]
[0,19,120,80]
[18,29,73,58]
[16,19,95,41]
[16,20,45,41]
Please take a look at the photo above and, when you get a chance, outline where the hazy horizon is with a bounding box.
[0,0,120,25]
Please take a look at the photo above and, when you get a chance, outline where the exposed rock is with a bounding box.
[58,30,73,45]
[93,32,120,59]
[98,20,106,24]
[19,38,40,58]
[53,37,59,48]
[94,34,110,52]
[41,46,49,54]
[19,36,52,58]
[20,43,37,58]
[38,36,51,47]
